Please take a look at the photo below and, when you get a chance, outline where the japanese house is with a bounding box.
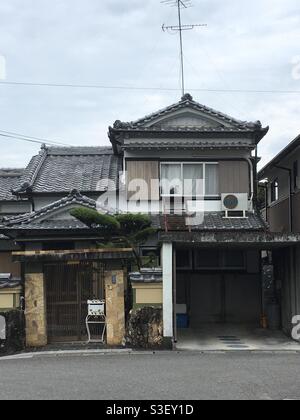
[1,94,299,348]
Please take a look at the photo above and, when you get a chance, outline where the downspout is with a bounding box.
[274,166,293,232]
[246,157,254,209]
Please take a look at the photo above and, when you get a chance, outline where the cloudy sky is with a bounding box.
[0,0,299,169]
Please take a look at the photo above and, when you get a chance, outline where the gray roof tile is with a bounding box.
[1,190,116,231]
[0,169,25,201]
[13,146,122,195]
[160,212,268,232]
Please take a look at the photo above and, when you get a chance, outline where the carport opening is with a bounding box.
[175,247,282,346]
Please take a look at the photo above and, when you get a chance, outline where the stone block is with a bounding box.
[25,273,47,348]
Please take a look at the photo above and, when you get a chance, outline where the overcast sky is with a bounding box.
[0,0,299,169]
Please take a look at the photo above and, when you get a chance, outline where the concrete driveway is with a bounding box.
[176,325,300,351]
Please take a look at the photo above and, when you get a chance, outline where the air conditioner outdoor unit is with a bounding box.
[221,193,249,218]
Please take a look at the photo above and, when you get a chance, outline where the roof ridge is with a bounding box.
[12,147,48,195]
[46,146,113,155]
[113,94,264,131]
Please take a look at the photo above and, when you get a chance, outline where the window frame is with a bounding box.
[160,162,219,198]
[270,178,279,203]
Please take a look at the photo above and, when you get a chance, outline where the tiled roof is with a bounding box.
[124,139,253,150]
[1,190,117,231]
[12,146,122,195]
[129,268,163,283]
[0,169,25,201]
[2,190,100,230]
[0,274,22,289]
[159,212,268,232]
[112,94,268,133]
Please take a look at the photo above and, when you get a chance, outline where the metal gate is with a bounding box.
[45,262,105,342]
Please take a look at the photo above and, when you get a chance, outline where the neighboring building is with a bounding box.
[1,94,299,348]
[0,169,30,311]
[259,134,300,233]
[259,134,300,335]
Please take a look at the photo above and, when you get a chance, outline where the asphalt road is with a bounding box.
[0,352,300,400]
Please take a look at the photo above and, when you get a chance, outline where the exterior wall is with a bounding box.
[0,287,22,311]
[124,149,251,160]
[219,161,249,194]
[0,252,21,277]
[123,157,252,214]
[127,161,159,200]
[25,271,47,347]
[273,246,300,337]
[0,201,31,215]
[267,198,290,233]
[264,146,300,233]
[105,270,125,346]
[132,282,163,309]
[292,191,300,233]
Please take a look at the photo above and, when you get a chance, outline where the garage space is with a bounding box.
[176,248,262,331]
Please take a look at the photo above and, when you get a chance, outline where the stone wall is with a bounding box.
[25,272,47,348]
[0,310,25,354]
[126,307,164,349]
[105,270,125,346]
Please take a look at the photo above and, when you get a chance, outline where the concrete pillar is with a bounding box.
[105,270,125,346]
[25,272,47,348]
[162,242,173,340]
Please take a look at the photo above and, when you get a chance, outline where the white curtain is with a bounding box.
[205,164,219,196]
[183,164,203,197]
[161,164,182,195]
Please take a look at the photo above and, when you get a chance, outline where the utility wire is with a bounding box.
[0,80,299,94]
[0,131,73,147]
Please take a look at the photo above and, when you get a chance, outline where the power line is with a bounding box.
[0,130,73,147]
[0,80,299,94]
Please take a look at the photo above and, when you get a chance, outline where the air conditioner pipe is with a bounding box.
[246,157,255,210]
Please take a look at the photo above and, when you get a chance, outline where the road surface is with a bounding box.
[0,351,300,400]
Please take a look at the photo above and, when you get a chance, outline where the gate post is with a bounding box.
[105,270,125,346]
[25,270,47,348]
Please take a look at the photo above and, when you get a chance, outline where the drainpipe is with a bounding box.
[259,181,269,224]
[274,166,293,232]
[246,157,255,209]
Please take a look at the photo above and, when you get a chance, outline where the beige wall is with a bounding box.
[219,161,250,194]
[0,252,21,277]
[127,160,160,200]
[132,283,163,307]
[0,288,22,310]
[127,159,250,200]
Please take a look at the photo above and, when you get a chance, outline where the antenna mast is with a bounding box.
[162,0,207,97]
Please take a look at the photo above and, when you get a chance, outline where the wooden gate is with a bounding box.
[45,262,105,342]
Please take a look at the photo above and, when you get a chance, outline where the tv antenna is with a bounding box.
[162,0,207,97]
